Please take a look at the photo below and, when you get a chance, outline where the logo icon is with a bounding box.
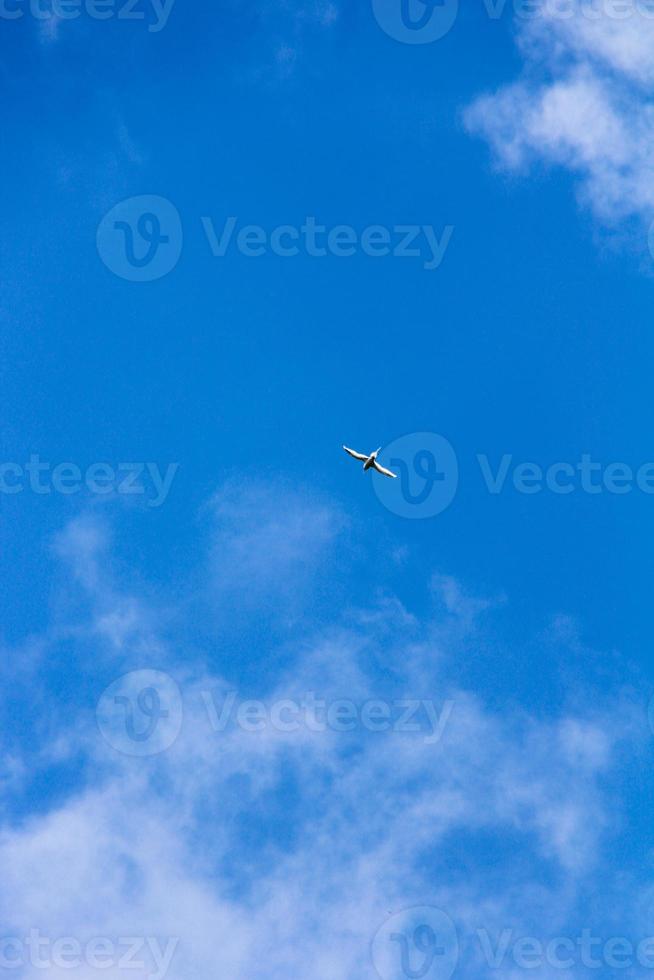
[372,906,458,979]
[373,432,458,519]
[96,669,183,757]
[97,195,183,282]
[371,0,458,43]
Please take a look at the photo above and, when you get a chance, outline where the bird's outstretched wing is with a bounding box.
[372,460,397,479]
[343,446,369,461]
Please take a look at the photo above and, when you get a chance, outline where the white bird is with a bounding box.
[343,445,397,479]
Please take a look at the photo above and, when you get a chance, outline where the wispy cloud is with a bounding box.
[0,490,646,978]
[206,479,345,622]
[465,3,654,227]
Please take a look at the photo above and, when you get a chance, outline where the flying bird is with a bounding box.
[343,445,398,479]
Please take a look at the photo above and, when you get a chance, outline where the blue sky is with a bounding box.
[2,1,654,978]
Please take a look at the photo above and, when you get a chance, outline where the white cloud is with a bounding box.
[465,1,654,224]
[0,500,645,979]
[206,479,345,620]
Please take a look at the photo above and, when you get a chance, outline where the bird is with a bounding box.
[343,445,398,479]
